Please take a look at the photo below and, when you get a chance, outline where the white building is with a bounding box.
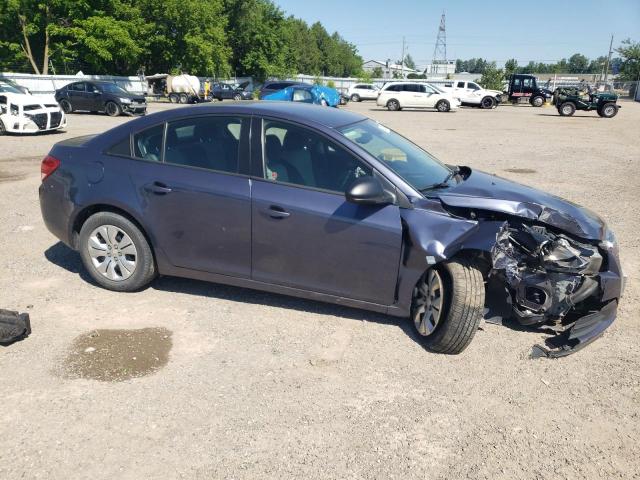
[424,60,456,76]
[362,60,419,79]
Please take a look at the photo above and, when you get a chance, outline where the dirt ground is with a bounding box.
[1,99,639,480]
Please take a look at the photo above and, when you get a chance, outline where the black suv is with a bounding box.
[55,81,146,117]
[211,82,252,101]
[505,74,553,107]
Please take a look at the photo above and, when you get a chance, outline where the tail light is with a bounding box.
[41,155,60,181]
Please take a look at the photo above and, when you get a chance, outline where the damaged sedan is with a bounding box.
[38,103,623,356]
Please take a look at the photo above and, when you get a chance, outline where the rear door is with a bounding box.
[68,82,88,110]
[85,83,103,111]
[251,118,403,304]
[130,115,252,277]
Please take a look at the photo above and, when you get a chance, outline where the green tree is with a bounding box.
[403,53,416,70]
[478,62,504,90]
[568,53,589,73]
[616,38,640,81]
[504,58,518,76]
[372,66,383,78]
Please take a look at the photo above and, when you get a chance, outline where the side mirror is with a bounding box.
[345,176,395,206]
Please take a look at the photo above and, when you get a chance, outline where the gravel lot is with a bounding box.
[1,99,639,480]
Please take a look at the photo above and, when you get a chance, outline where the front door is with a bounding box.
[130,116,252,277]
[252,118,403,304]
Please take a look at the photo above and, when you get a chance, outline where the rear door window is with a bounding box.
[133,124,164,162]
[164,116,242,173]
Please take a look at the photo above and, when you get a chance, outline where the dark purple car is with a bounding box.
[39,102,623,356]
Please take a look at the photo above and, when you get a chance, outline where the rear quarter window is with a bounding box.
[107,136,132,157]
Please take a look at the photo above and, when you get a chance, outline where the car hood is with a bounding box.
[3,91,58,105]
[432,169,606,240]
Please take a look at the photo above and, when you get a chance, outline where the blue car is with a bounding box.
[39,102,622,356]
[263,84,341,107]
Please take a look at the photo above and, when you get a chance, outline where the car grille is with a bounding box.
[26,113,47,130]
[50,112,62,128]
[134,99,145,104]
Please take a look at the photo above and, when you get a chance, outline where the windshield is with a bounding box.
[100,83,128,94]
[0,83,23,94]
[338,119,452,191]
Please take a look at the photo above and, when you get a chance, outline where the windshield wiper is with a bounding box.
[420,166,460,192]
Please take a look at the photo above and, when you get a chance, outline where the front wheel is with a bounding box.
[436,100,450,112]
[350,94,361,102]
[320,98,328,106]
[233,93,242,101]
[105,101,121,117]
[79,212,156,292]
[598,102,618,118]
[411,256,485,354]
[59,99,73,114]
[480,96,497,109]
[559,102,576,116]
[0,119,6,135]
[531,95,545,107]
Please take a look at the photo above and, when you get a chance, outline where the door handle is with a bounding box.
[266,205,290,219]
[145,182,172,195]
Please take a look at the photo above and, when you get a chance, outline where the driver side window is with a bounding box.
[262,120,372,193]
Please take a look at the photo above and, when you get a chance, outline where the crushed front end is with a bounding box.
[489,221,623,357]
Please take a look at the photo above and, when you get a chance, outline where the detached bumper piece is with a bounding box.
[531,300,616,358]
[0,309,31,346]
[490,221,621,357]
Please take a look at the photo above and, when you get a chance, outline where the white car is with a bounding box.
[0,82,66,135]
[376,82,461,112]
[347,83,380,102]
[438,80,502,109]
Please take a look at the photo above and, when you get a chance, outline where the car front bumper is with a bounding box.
[122,102,147,114]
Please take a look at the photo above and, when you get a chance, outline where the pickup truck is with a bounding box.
[437,80,502,109]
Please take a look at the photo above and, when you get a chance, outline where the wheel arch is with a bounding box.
[70,204,156,262]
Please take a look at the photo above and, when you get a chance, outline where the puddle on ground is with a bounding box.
[61,328,172,382]
[504,168,537,174]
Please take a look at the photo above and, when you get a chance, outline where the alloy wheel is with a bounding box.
[87,225,138,281]
[413,269,444,336]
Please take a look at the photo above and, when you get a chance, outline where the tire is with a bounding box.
[105,101,121,117]
[411,256,484,354]
[168,93,179,103]
[480,96,497,109]
[598,102,618,118]
[436,100,450,112]
[559,102,576,116]
[78,212,156,292]
[531,95,545,107]
[179,93,189,104]
[320,99,328,106]
[59,99,72,114]
[0,119,5,135]
[387,99,400,111]
[233,93,242,101]
[351,94,361,102]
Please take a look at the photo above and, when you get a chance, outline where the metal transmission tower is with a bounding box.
[431,12,447,75]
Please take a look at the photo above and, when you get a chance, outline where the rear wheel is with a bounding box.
[598,102,618,118]
[59,99,72,114]
[0,119,5,135]
[79,212,156,292]
[387,99,401,111]
[411,256,484,354]
[436,100,450,112]
[179,93,189,104]
[105,101,121,117]
[531,95,545,107]
[480,96,497,109]
[559,102,576,116]
[351,93,361,102]
[168,93,179,103]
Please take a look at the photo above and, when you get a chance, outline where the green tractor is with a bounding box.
[553,87,620,118]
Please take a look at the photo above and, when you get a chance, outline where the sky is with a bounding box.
[274,0,640,68]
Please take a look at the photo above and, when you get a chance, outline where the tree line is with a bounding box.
[0,0,363,80]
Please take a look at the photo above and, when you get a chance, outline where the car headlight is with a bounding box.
[10,104,19,116]
[600,227,619,256]
[119,98,131,103]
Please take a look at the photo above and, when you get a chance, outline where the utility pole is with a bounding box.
[604,34,614,84]
[401,36,406,78]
